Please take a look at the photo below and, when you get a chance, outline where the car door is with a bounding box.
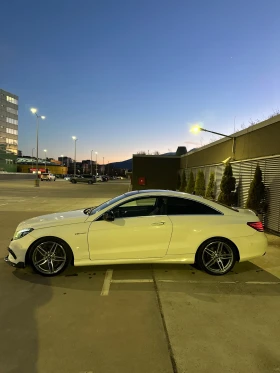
[166,197,223,255]
[88,196,172,260]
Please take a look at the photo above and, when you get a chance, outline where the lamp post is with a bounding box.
[91,150,94,175]
[31,147,35,171]
[61,155,64,166]
[30,108,46,186]
[72,136,78,177]
[190,125,236,159]
[95,152,98,175]
[103,157,104,175]
[43,149,47,172]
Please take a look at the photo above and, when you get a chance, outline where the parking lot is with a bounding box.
[1,179,280,373]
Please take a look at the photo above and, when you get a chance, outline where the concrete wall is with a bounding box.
[132,155,180,190]
[0,173,36,180]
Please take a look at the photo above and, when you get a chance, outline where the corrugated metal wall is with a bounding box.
[181,156,280,234]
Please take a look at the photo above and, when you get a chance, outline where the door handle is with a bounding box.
[151,222,165,226]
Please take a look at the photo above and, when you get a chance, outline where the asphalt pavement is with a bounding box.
[0,179,280,373]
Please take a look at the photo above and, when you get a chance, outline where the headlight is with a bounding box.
[13,228,34,241]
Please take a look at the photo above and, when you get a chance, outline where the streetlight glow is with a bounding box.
[41,116,46,120]
[30,108,37,114]
[72,136,77,140]
[190,125,202,133]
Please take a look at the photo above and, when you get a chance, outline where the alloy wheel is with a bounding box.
[201,240,235,274]
[31,241,67,275]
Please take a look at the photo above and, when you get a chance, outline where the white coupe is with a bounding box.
[4,190,267,276]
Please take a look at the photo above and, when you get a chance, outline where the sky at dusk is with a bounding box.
[1,0,280,162]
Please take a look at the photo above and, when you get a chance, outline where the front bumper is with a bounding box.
[4,255,25,268]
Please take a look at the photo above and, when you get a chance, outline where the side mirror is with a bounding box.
[103,210,115,222]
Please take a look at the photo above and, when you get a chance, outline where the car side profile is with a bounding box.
[70,175,96,184]
[5,190,267,276]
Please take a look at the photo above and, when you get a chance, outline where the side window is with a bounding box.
[167,197,221,215]
[112,197,157,218]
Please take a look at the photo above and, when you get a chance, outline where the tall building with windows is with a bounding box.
[0,89,19,171]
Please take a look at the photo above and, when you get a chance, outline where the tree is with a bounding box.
[246,164,266,213]
[205,172,215,199]
[180,170,187,192]
[136,151,146,155]
[194,170,205,196]
[176,171,181,191]
[218,163,236,206]
[186,170,195,194]
[153,151,160,155]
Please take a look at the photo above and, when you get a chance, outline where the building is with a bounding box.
[58,156,73,167]
[0,89,19,171]
[131,115,280,234]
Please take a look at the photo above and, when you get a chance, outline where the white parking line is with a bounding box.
[112,279,154,283]
[100,269,113,296]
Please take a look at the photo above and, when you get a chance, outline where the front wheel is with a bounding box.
[196,239,237,276]
[29,238,72,276]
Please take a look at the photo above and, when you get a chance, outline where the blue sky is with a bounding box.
[1,0,280,162]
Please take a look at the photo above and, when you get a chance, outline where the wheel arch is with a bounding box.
[195,236,240,263]
[25,236,74,266]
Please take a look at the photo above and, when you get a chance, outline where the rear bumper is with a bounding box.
[234,233,268,262]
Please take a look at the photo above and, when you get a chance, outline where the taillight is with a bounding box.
[247,222,264,232]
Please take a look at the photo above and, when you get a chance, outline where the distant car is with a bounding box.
[96,176,103,182]
[4,190,267,276]
[102,176,109,182]
[70,175,96,184]
[64,176,71,181]
[41,173,56,181]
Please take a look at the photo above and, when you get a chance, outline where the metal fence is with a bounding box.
[181,155,280,234]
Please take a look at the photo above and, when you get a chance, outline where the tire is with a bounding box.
[29,237,72,276]
[196,238,237,276]
[88,180,93,184]
[71,180,76,184]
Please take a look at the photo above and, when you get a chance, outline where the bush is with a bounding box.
[180,170,187,192]
[176,172,181,190]
[218,163,236,206]
[246,164,267,213]
[186,170,195,194]
[205,172,215,199]
[194,170,205,196]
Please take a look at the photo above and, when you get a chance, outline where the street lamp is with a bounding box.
[31,147,35,171]
[72,136,78,177]
[91,150,94,175]
[30,108,46,186]
[103,157,105,175]
[43,149,47,172]
[190,125,236,159]
[61,155,64,166]
[95,152,98,175]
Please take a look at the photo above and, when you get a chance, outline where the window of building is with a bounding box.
[6,138,18,145]
[6,128,18,135]
[166,197,222,215]
[6,117,18,125]
[6,107,18,115]
[6,96,18,105]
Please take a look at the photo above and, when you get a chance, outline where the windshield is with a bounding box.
[89,191,138,215]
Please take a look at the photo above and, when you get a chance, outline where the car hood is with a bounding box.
[17,209,88,230]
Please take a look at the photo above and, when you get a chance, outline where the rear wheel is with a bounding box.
[29,238,72,276]
[196,239,237,276]
[88,180,93,184]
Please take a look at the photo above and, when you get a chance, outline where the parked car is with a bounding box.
[40,173,56,181]
[70,175,96,184]
[5,189,267,276]
[102,176,109,181]
[96,176,103,182]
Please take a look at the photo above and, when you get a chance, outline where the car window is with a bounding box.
[167,197,222,215]
[112,197,157,218]
[89,192,138,215]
